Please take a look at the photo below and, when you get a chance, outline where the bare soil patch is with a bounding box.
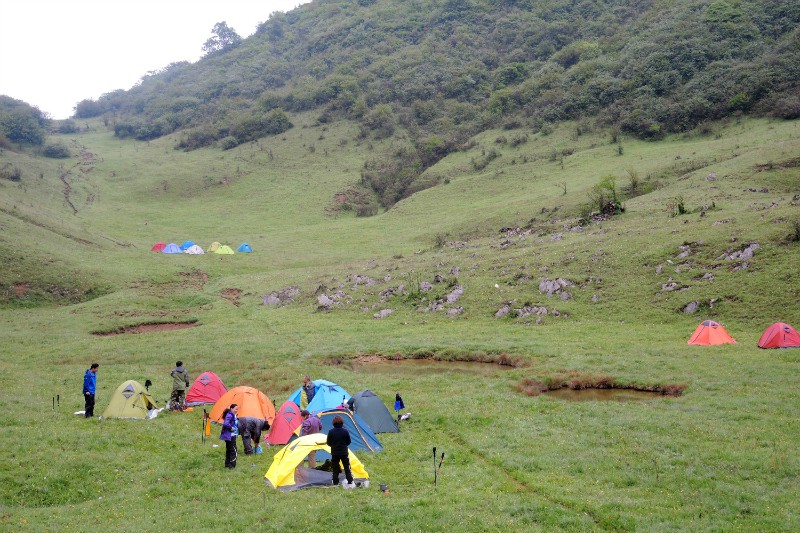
[92,320,198,336]
[12,282,29,297]
[220,288,242,306]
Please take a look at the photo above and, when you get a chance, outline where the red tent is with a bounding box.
[185,371,227,406]
[151,241,166,252]
[267,401,302,445]
[758,322,800,349]
[687,320,736,345]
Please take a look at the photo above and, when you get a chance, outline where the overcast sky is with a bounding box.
[0,0,310,119]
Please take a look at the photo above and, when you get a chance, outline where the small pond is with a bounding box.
[544,388,666,402]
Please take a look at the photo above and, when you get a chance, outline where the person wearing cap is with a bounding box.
[82,363,99,418]
[300,410,323,467]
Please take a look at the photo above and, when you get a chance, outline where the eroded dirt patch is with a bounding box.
[323,352,524,372]
[220,288,242,306]
[92,320,198,336]
[12,282,29,298]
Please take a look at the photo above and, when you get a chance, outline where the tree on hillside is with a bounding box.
[202,22,242,56]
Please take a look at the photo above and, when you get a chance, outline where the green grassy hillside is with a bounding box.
[0,114,799,531]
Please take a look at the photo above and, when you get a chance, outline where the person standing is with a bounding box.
[82,363,99,418]
[169,361,190,412]
[220,404,239,469]
[326,415,354,488]
[301,376,316,409]
[300,410,323,468]
[239,417,270,455]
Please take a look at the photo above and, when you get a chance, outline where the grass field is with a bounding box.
[0,115,799,531]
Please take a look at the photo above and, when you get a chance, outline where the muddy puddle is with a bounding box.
[348,358,515,377]
[544,388,665,402]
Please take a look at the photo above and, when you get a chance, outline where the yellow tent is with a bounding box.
[102,380,158,419]
[264,434,369,491]
[214,245,235,255]
[208,242,221,252]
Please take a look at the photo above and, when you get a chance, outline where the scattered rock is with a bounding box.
[262,286,300,306]
[721,242,760,261]
[683,301,699,313]
[434,274,443,283]
[445,285,463,304]
[591,294,599,302]
[420,281,433,292]
[373,309,394,319]
[447,307,463,317]
[705,173,717,181]
[551,234,563,241]
[701,273,715,280]
[450,266,460,276]
[495,305,511,318]
[656,264,663,274]
[539,277,574,297]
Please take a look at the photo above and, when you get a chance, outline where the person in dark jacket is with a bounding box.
[169,361,190,412]
[82,363,99,418]
[300,410,323,467]
[326,415,354,488]
[239,417,270,455]
[220,404,239,468]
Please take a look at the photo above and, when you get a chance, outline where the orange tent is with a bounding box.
[758,322,800,349]
[209,386,276,424]
[687,320,736,345]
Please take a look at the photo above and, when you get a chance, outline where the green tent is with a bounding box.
[349,390,399,433]
[214,245,235,255]
[102,380,159,419]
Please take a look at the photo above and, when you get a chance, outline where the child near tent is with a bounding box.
[220,404,239,469]
[326,415,355,488]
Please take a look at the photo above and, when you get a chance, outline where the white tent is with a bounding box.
[185,245,205,255]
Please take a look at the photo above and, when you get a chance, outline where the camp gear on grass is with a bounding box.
[349,390,399,433]
[687,320,736,345]
[264,434,369,491]
[102,380,158,419]
[758,322,800,348]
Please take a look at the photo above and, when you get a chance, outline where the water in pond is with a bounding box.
[544,388,664,402]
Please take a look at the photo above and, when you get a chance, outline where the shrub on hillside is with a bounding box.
[0,162,22,181]
[57,120,79,134]
[42,142,71,158]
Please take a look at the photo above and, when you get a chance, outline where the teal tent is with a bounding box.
[287,379,350,413]
[349,390,399,433]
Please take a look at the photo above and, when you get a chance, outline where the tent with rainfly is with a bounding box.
[287,379,350,413]
[208,242,221,253]
[102,380,159,419]
[687,320,736,345]
[236,243,253,253]
[758,322,800,348]
[349,390,399,433]
[215,245,235,255]
[185,371,227,406]
[151,242,166,252]
[162,243,182,254]
[266,401,302,445]
[265,434,369,491]
[179,240,195,251]
[209,386,276,424]
[314,407,382,454]
[184,244,205,255]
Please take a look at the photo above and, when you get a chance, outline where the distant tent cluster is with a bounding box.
[151,241,253,255]
[687,320,800,348]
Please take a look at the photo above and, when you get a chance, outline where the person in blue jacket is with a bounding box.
[220,404,239,469]
[82,363,99,418]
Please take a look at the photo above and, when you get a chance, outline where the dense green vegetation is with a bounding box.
[1,0,799,530]
[70,0,800,207]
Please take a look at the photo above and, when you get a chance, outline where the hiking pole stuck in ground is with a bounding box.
[202,409,207,444]
[433,447,437,485]
[435,452,445,487]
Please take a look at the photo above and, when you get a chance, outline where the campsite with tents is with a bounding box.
[1,1,800,531]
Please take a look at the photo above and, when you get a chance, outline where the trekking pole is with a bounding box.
[433,447,437,486]
[435,452,445,487]
[57,394,60,409]
[202,409,207,444]
[52,396,55,414]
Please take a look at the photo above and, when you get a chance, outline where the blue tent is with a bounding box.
[162,243,182,254]
[299,408,381,461]
[237,243,253,253]
[179,240,195,251]
[287,379,350,414]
